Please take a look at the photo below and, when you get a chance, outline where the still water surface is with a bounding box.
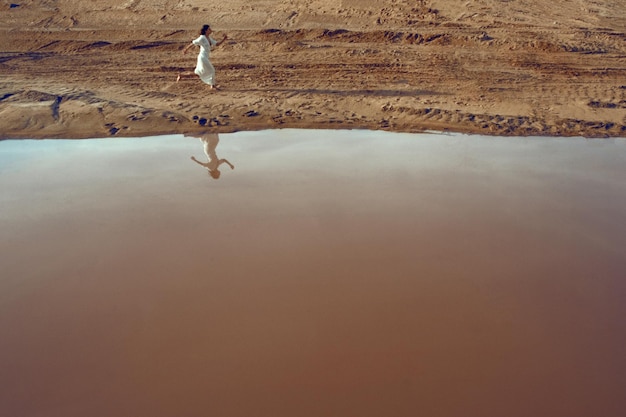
[1,130,625,417]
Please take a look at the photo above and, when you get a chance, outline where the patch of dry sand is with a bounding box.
[1,0,625,138]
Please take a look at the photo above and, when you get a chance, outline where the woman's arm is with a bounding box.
[218,159,234,169]
[191,156,210,168]
[215,34,228,47]
[181,42,194,55]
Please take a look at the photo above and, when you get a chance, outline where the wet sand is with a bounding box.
[1,130,625,417]
[1,0,626,139]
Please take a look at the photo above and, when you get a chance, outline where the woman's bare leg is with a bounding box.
[176,71,195,82]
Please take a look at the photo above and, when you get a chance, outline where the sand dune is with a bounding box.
[1,0,625,138]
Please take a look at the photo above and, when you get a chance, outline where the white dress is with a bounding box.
[192,35,218,85]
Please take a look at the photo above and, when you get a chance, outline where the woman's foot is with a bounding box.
[176,74,181,82]
[210,84,221,90]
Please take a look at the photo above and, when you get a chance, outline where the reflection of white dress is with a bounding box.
[200,133,220,171]
[192,35,218,85]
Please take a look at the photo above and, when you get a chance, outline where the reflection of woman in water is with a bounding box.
[178,24,228,90]
[189,133,234,179]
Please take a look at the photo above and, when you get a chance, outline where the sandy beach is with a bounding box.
[1,0,625,139]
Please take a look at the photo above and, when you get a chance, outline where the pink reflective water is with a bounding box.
[1,130,625,417]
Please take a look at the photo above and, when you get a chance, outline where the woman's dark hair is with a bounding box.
[200,24,210,35]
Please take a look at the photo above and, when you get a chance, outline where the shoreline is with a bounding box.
[3,125,624,142]
[0,107,626,140]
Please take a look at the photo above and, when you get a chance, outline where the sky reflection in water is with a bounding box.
[1,130,625,417]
